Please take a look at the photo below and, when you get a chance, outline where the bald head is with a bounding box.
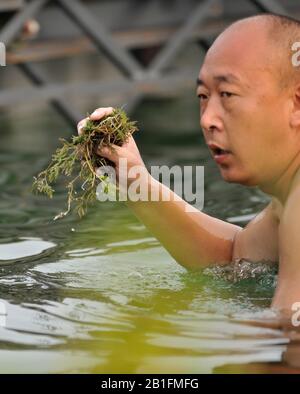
[197,13,300,188]
[216,14,300,89]
[265,14,300,87]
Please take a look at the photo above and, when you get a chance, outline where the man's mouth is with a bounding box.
[208,143,231,155]
[213,147,230,155]
[207,143,232,164]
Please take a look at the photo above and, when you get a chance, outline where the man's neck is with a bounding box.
[259,153,300,207]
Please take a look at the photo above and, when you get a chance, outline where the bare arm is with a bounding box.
[126,175,242,270]
[232,200,279,264]
[78,107,241,271]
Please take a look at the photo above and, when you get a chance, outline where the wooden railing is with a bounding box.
[0,0,296,126]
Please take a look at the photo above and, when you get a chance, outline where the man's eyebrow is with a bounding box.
[196,74,241,86]
[196,78,205,86]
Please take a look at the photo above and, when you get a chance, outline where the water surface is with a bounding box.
[0,99,297,374]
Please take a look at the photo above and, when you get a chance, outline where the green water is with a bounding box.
[0,100,296,373]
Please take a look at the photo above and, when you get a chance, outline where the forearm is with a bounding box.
[77,108,241,269]
[125,175,241,270]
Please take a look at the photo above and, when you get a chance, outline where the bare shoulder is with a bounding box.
[272,185,300,309]
[232,200,280,263]
[278,183,300,240]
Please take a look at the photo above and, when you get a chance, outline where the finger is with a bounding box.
[77,118,88,135]
[97,144,121,162]
[90,107,114,121]
[121,134,135,148]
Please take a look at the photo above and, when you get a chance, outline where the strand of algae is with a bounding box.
[32,108,138,220]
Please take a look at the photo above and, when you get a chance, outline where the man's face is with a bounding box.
[197,22,296,187]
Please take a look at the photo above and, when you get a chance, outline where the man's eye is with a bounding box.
[198,94,208,100]
[220,91,233,98]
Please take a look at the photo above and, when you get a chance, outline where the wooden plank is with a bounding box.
[0,1,24,12]
[6,20,230,65]
[0,68,197,107]
[6,1,298,66]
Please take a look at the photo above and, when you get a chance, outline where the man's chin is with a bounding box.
[219,167,256,186]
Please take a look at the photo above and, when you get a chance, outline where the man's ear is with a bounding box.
[290,84,300,129]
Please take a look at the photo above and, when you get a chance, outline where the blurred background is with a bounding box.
[0,0,300,374]
[1,0,299,132]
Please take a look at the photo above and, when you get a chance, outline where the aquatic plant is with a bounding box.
[32,108,138,220]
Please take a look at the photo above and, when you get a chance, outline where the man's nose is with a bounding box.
[200,100,222,132]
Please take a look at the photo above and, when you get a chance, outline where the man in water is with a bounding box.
[77,14,300,313]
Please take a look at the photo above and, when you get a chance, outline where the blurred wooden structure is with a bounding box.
[0,0,298,126]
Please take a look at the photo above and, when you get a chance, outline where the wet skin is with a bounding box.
[197,18,300,311]
[78,17,300,314]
